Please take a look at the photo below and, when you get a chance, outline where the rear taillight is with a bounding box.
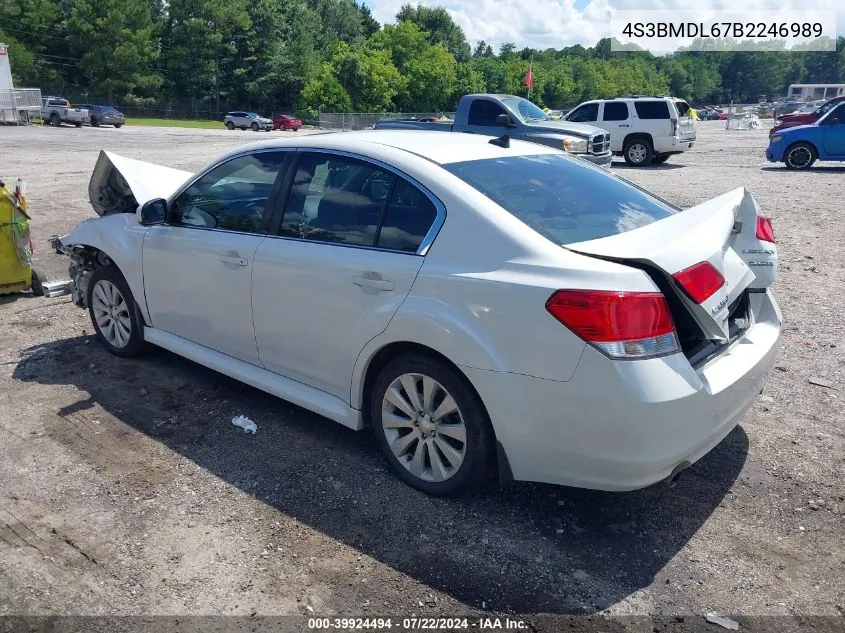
[672,261,724,304]
[756,216,775,243]
[545,290,679,359]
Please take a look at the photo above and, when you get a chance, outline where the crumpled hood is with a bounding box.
[88,150,192,216]
[525,119,606,139]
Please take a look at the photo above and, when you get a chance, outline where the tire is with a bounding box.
[86,265,145,358]
[114,123,122,128]
[30,266,47,296]
[251,122,259,131]
[50,113,61,127]
[281,124,288,131]
[226,121,235,130]
[74,121,82,128]
[369,353,494,496]
[784,142,817,170]
[623,136,654,166]
[653,153,670,164]
[90,117,100,127]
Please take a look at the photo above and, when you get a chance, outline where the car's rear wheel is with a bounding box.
[623,137,654,166]
[653,153,670,164]
[370,353,494,496]
[226,121,235,130]
[784,142,817,170]
[114,123,122,128]
[251,122,259,131]
[74,121,82,127]
[87,266,145,358]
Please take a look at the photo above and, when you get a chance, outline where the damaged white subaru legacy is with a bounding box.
[57,131,781,496]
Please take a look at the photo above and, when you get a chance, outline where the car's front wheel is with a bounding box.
[87,266,145,358]
[784,142,817,170]
[251,122,259,131]
[90,117,100,127]
[370,353,494,496]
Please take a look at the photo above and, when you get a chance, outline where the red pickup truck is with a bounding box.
[770,96,845,136]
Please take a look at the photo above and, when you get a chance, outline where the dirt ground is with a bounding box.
[0,122,843,631]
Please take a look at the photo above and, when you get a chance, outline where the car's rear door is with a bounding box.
[252,150,442,401]
[599,101,630,152]
[142,149,291,364]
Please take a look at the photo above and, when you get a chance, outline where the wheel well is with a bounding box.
[623,133,653,149]
[785,140,818,155]
[359,340,504,479]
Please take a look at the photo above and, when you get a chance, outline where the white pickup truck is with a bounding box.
[41,97,89,127]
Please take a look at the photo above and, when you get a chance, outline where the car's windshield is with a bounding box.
[818,100,839,116]
[248,112,259,118]
[817,102,845,125]
[500,97,550,123]
[444,153,677,244]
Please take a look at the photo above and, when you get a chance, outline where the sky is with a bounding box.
[367,0,843,51]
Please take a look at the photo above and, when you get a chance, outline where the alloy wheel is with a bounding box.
[380,373,467,482]
[91,279,132,348]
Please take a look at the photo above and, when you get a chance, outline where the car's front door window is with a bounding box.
[170,152,288,233]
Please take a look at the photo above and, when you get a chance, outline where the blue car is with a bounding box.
[78,104,125,128]
[766,101,845,169]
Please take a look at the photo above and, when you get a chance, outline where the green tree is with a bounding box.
[395,4,470,62]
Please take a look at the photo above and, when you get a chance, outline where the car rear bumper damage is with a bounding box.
[464,289,781,491]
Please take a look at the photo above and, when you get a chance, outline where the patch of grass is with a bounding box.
[125,117,224,129]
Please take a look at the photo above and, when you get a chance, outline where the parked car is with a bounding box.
[770,96,845,137]
[774,102,805,118]
[78,104,125,128]
[564,96,696,166]
[374,94,612,167]
[41,97,88,127]
[273,113,302,131]
[767,101,845,169]
[224,111,273,131]
[56,132,781,496]
[696,108,720,121]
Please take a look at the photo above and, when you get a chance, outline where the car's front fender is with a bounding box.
[61,214,150,322]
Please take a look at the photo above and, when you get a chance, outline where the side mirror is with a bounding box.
[496,113,516,128]
[140,198,167,225]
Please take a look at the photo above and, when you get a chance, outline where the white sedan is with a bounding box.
[59,131,781,496]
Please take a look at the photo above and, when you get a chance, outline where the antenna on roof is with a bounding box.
[489,134,510,148]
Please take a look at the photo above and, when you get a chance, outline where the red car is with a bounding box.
[273,113,302,131]
[770,96,845,136]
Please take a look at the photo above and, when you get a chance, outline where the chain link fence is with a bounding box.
[316,112,456,131]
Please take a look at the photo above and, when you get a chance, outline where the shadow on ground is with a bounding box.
[14,335,748,614]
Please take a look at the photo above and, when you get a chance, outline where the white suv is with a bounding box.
[565,97,696,166]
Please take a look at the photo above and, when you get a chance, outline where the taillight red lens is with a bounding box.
[546,290,675,342]
[756,216,775,243]
[672,262,724,304]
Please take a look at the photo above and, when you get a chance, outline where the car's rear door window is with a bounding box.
[376,179,438,252]
[602,102,629,121]
[444,153,677,244]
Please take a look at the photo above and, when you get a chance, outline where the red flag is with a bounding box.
[524,65,533,89]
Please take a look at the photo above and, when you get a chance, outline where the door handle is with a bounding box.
[619,124,630,127]
[219,255,248,266]
[353,276,394,291]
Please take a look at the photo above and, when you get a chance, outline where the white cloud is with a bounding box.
[367,0,843,50]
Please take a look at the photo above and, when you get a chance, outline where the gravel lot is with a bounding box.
[0,122,843,631]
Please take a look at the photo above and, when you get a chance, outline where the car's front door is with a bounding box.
[142,150,290,365]
[822,104,845,156]
[252,151,441,401]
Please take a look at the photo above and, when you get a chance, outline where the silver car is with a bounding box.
[224,111,273,131]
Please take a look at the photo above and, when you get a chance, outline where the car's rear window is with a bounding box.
[443,154,677,244]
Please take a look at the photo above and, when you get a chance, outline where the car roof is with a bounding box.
[221,130,560,166]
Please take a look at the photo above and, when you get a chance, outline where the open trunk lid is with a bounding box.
[567,188,777,343]
[89,150,192,216]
